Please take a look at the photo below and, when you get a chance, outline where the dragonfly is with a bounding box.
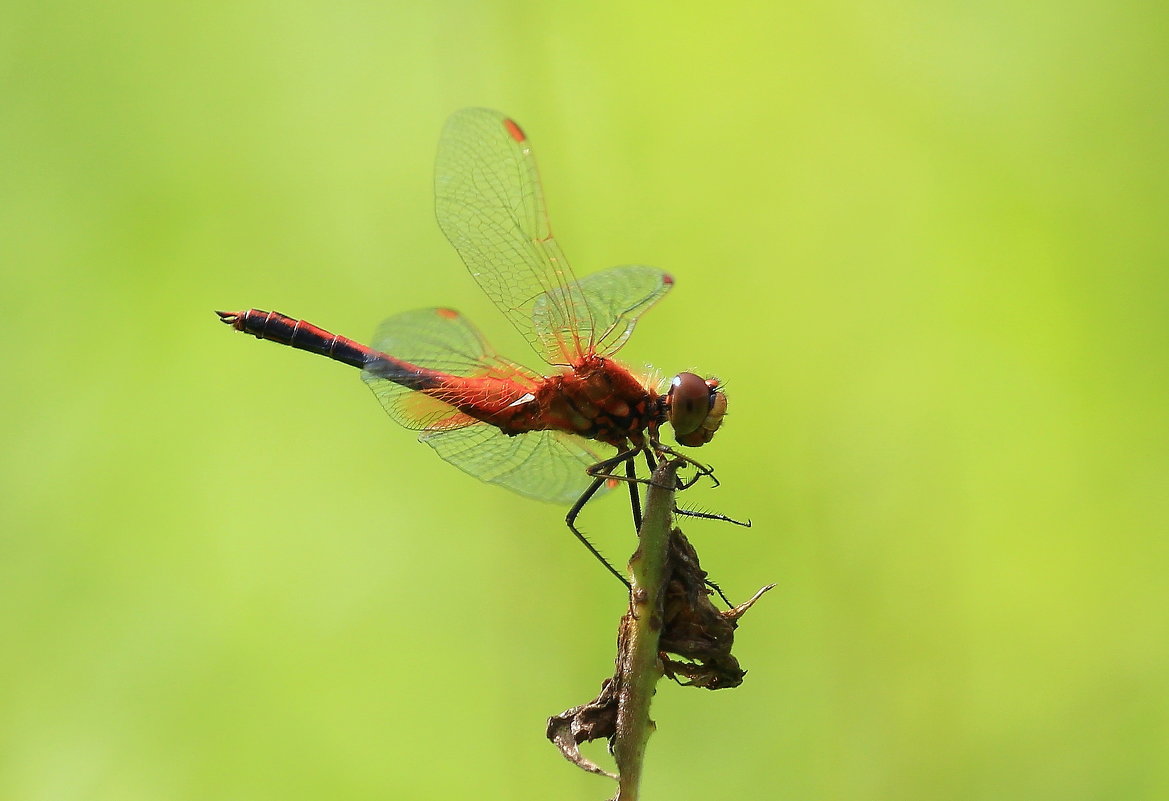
[218,108,735,587]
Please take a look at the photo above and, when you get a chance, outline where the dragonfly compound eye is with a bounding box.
[668,372,726,446]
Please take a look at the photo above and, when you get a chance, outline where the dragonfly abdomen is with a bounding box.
[216,309,373,370]
[217,309,445,393]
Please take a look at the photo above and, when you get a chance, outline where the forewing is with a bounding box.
[360,307,540,431]
[533,265,673,357]
[435,108,595,365]
[419,425,612,506]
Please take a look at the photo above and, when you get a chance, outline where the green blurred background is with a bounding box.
[3,0,1167,798]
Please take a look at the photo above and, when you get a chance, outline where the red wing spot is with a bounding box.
[436,308,459,319]
[662,273,675,286]
[503,118,526,143]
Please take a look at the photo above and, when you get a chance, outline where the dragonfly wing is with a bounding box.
[435,108,595,365]
[366,306,611,503]
[533,265,673,357]
[419,425,612,505]
[361,307,540,431]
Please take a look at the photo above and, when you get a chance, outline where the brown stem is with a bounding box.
[613,456,680,801]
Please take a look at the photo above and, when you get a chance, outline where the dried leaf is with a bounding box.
[547,526,773,777]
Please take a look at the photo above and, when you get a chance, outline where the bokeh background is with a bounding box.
[3,1,1167,798]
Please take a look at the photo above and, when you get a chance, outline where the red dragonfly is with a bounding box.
[218,108,732,586]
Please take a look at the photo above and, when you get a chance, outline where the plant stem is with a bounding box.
[613,457,680,801]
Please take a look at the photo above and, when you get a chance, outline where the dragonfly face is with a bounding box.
[666,373,727,448]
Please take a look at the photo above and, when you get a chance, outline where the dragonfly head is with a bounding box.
[666,372,727,447]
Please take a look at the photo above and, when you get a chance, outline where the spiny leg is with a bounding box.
[650,442,720,490]
[704,578,735,608]
[674,507,751,527]
[675,453,719,489]
[670,506,749,609]
[586,447,655,487]
[567,447,643,589]
[566,474,630,589]
[625,453,643,533]
[571,446,744,603]
[642,447,657,477]
[644,445,696,491]
[645,446,743,609]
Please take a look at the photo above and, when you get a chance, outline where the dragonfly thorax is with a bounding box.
[510,354,661,447]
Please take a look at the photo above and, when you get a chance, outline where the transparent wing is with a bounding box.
[435,108,597,365]
[533,265,673,357]
[420,425,612,505]
[360,307,540,431]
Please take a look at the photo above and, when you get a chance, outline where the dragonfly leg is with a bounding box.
[670,505,750,608]
[643,441,744,608]
[570,447,741,597]
[703,577,735,608]
[659,446,720,489]
[673,506,751,528]
[626,454,643,533]
[642,443,699,490]
[585,447,654,486]
[566,474,631,589]
[567,447,645,589]
[643,447,657,477]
